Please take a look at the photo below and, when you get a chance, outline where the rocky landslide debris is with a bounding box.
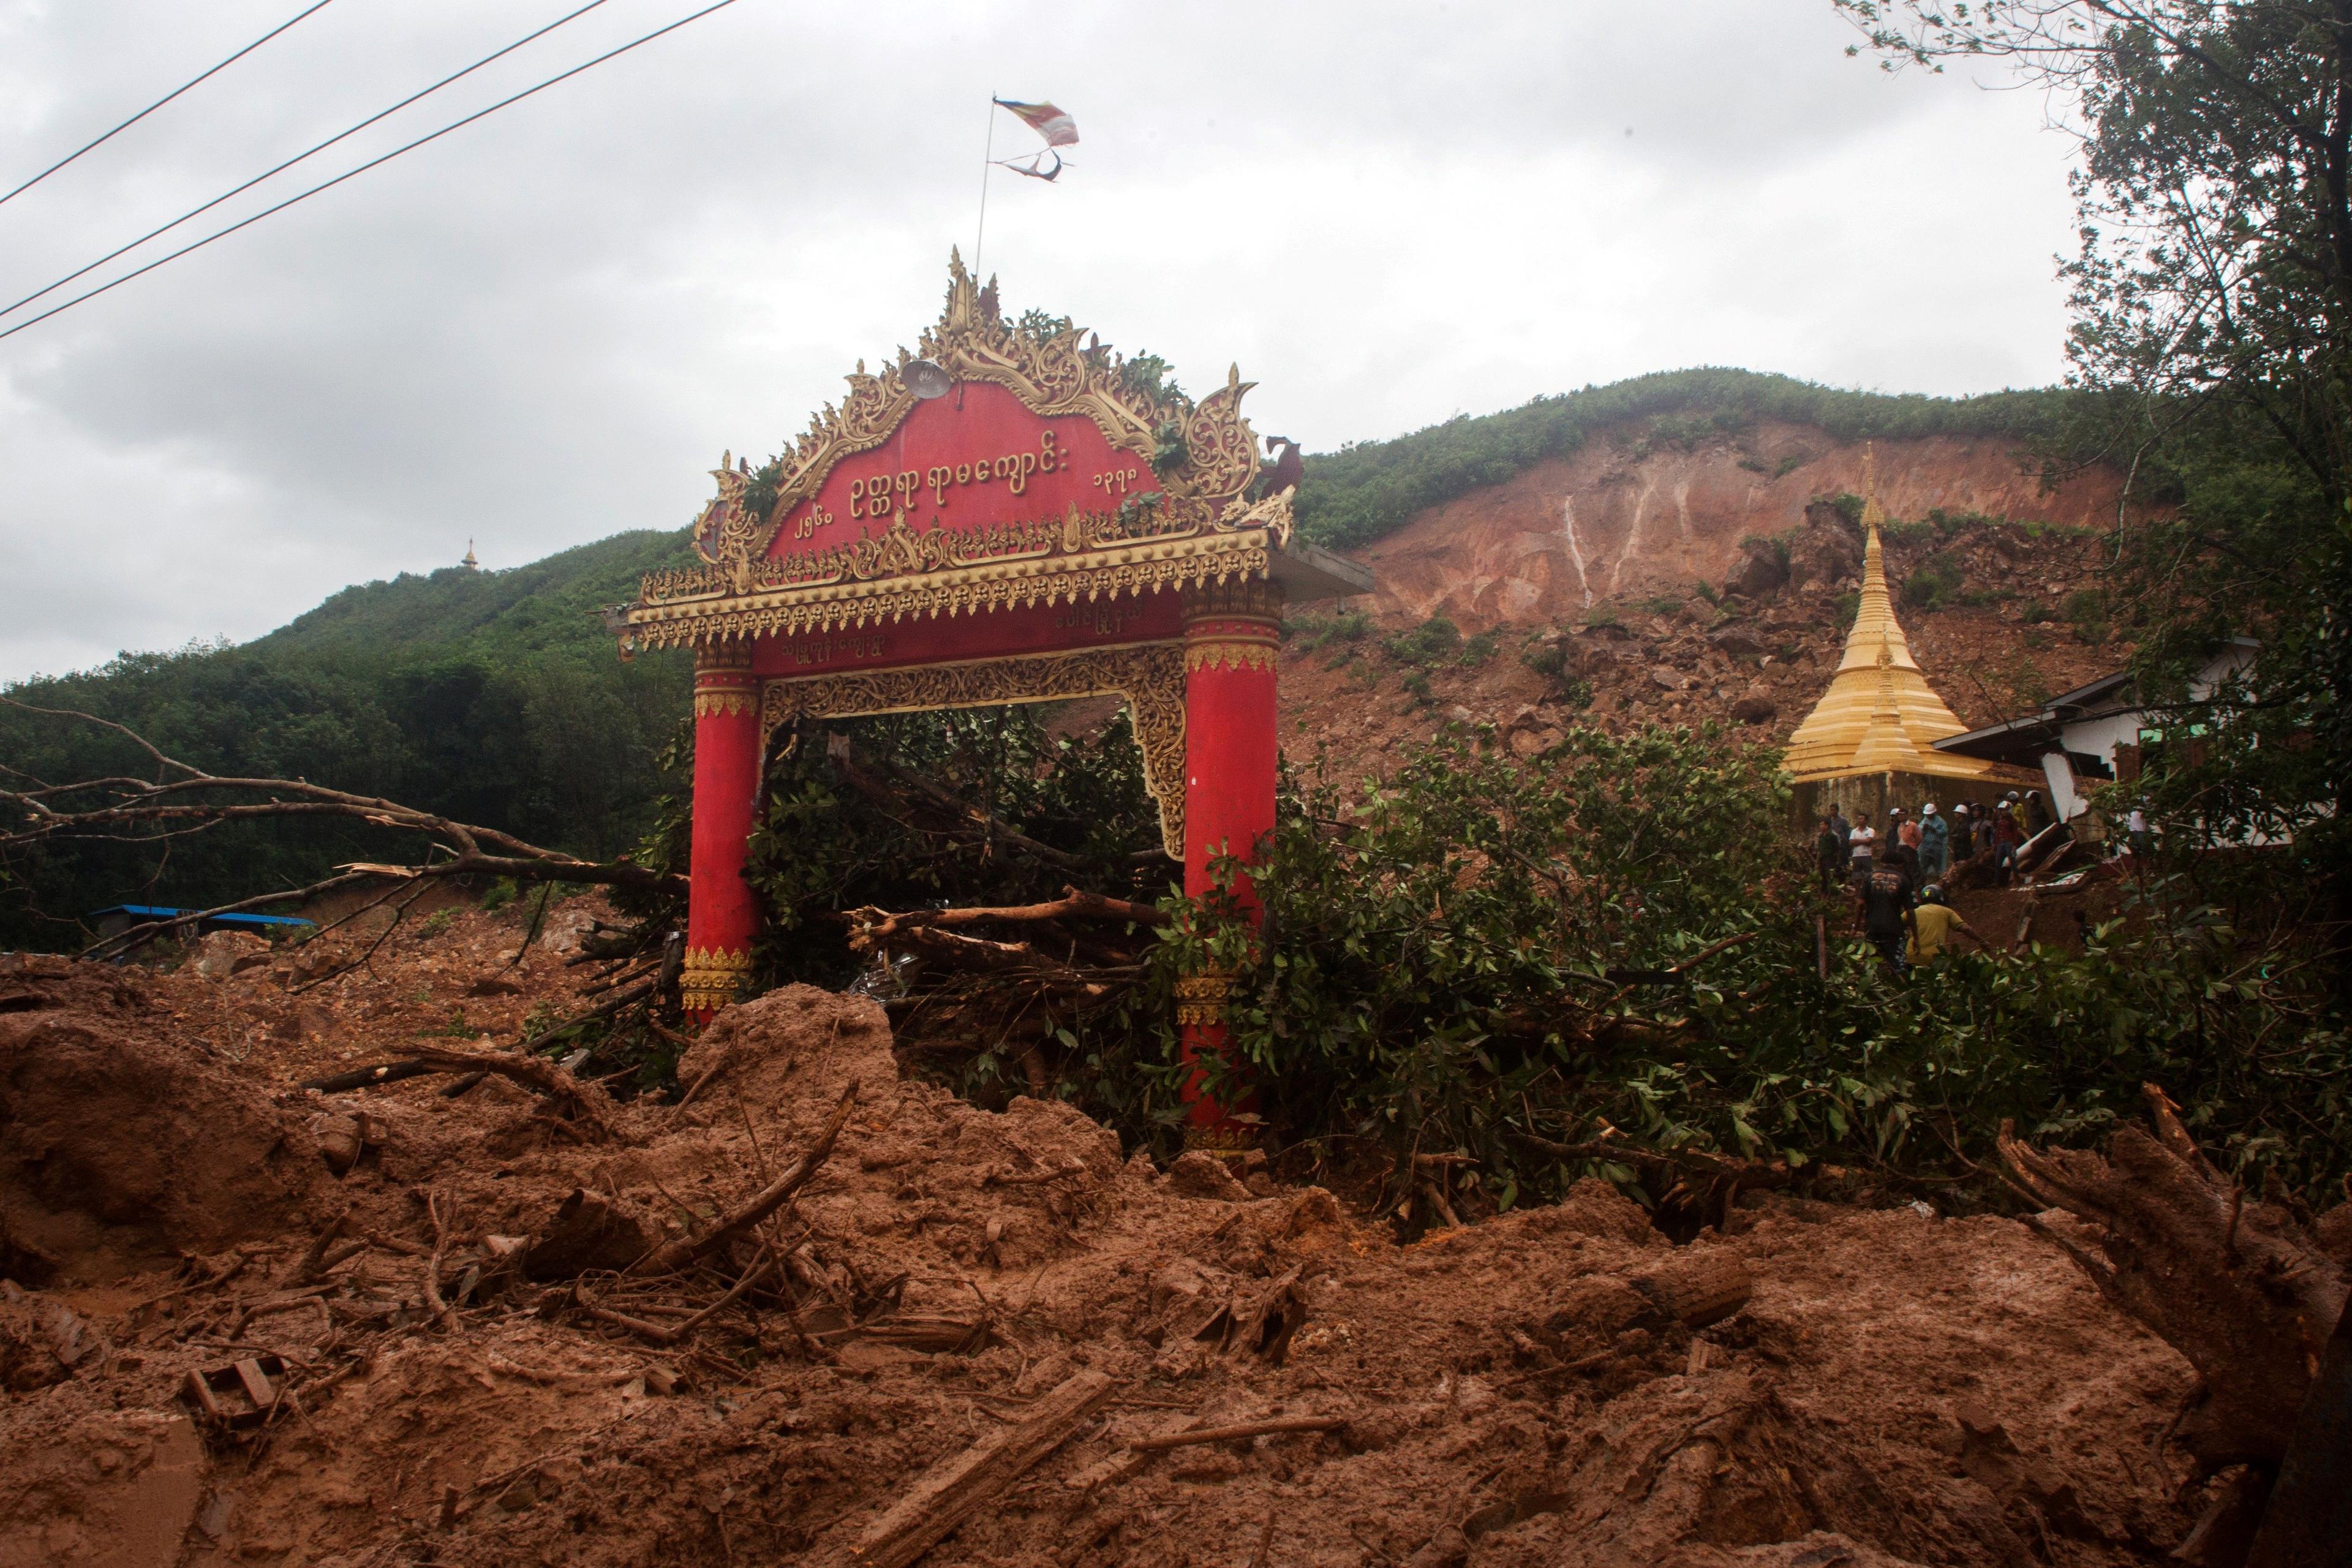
[0,961,2210,1567]
[1281,484,2132,791]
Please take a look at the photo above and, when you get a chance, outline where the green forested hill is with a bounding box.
[0,530,696,948]
[0,369,2092,949]
[254,529,693,662]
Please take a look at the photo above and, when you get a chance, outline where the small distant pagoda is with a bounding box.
[1784,464,2034,824]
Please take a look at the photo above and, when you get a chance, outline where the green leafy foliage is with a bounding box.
[2064,588,2110,645]
[742,705,1169,991]
[1142,729,2350,1214]
[1900,550,1967,610]
[1381,616,1463,668]
[1520,641,1569,681]
[1289,609,1372,655]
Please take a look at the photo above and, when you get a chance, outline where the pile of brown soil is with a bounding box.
[0,954,329,1285]
[0,963,2206,1567]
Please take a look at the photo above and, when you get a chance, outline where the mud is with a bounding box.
[0,937,2215,1568]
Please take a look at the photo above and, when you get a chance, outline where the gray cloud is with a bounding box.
[0,0,2075,679]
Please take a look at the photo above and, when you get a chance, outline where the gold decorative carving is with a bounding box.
[631,526,1284,650]
[680,946,754,1013]
[761,644,1188,859]
[1185,640,1278,674]
[694,641,754,673]
[1214,484,1298,535]
[625,253,1300,649]
[1182,575,1286,622]
[692,688,759,719]
[688,453,773,595]
[1173,970,1232,1027]
[736,249,1258,546]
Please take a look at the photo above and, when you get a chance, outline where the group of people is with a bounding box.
[1815,790,2049,899]
[1811,797,2045,973]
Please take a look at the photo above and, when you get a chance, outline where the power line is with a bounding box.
[0,0,617,323]
[0,0,747,345]
[0,0,341,210]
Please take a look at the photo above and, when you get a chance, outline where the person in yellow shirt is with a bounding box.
[1907,884,1980,964]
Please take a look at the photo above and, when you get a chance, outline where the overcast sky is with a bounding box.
[0,0,2077,681]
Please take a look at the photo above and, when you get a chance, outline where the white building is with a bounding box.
[1932,639,2258,823]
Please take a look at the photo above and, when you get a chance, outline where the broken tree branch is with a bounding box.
[846,922,1105,993]
[0,699,685,958]
[1124,1415,1344,1452]
[405,1043,611,1133]
[629,1084,859,1276]
[422,1190,458,1333]
[589,1250,786,1348]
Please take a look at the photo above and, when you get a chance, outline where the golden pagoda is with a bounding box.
[1784,455,2024,818]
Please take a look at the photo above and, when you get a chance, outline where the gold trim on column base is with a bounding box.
[1174,970,1232,1027]
[1183,638,1279,674]
[761,643,1188,859]
[680,947,755,1013]
[692,688,760,718]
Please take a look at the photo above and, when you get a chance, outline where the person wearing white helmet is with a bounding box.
[1948,802,1977,865]
[1918,802,1949,881]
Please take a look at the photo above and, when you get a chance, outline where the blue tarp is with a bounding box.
[89,904,317,932]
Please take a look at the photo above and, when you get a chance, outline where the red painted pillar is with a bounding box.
[1177,577,1284,1148]
[684,641,762,1021]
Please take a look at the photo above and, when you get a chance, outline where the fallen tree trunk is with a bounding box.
[847,886,1165,941]
[300,1060,438,1093]
[2000,1084,2349,1469]
[840,1367,1115,1568]
[1125,1415,1343,1452]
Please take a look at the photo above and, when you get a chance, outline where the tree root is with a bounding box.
[1999,1084,2349,1467]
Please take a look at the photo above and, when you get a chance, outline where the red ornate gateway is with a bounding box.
[612,255,1370,1145]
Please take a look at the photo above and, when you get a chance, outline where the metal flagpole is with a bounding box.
[974,94,997,275]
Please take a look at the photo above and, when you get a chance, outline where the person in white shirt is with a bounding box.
[1847,820,1877,885]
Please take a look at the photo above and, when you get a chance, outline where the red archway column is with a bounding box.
[684,641,762,1021]
[1177,577,1284,1148]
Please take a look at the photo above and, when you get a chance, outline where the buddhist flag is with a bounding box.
[993,98,1079,148]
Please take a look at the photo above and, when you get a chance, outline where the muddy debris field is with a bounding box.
[0,905,2233,1567]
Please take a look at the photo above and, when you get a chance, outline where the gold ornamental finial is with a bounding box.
[1858,442,1887,532]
